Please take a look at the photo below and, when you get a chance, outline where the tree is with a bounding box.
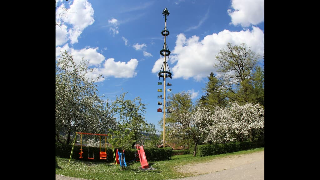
[164,92,207,156]
[251,66,264,106]
[199,72,228,108]
[55,51,115,145]
[215,43,259,83]
[200,102,264,143]
[108,92,149,150]
[214,43,262,104]
[140,123,161,148]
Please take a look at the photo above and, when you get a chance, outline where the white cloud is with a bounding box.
[122,36,129,46]
[151,56,163,73]
[108,18,119,36]
[56,0,95,45]
[109,27,119,36]
[71,47,105,66]
[108,18,118,24]
[133,43,147,50]
[187,89,199,99]
[98,58,138,78]
[154,26,264,81]
[56,44,139,81]
[143,51,153,57]
[228,0,264,27]
[56,24,68,46]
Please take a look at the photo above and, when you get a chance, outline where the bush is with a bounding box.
[144,147,172,161]
[172,149,190,156]
[198,140,264,157]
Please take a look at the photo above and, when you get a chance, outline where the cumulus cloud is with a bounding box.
[151,56,163,73]
[56,0,95,44]
[56,44,139,81]
[228,0,264,27]
[97,58,138,79]
[55,1,138,81]
[56,24,68,46]
[153,27,264,81]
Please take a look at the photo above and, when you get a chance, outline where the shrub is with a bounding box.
[198,140,264,157]
[172,149,190,156]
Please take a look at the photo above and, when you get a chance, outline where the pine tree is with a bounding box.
[200,72,227,108]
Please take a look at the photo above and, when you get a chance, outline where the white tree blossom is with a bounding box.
[168,101,264,146]
[201,102,264,143]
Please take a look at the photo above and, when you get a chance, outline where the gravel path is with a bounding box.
[174,150,264,180]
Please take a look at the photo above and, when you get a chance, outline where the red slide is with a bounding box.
[136,145,149,169]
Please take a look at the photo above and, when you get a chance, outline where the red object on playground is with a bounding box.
[115,149,120,164]
[136,145,149,169]
[79,149,83,159]
[100,152,107,159]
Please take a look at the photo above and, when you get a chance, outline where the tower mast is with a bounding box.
[159,8,171,146]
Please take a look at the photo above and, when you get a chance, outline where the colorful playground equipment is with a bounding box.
[70,132,108,162]
[99,136,107,160]
[70,132,156,171]
[118,149,127,169]
[114,149,120,164]
[135,144,149,169]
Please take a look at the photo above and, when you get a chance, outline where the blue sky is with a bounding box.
[56,0,264,131]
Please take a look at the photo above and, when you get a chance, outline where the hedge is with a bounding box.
[56,143,172,163]
[172,149,190,156]
[198,140,264,157]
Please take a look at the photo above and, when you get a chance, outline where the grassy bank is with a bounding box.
[56,147,264,180]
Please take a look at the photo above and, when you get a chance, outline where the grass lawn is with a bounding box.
[56,147,264,180]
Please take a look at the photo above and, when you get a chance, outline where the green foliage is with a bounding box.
[200,72,228,108]
[108,92,150,150]
[198,140,264,157]
[163,92,201,155]
[215,43,259,82]
[213,43,264,106]
[172,149,191,156]
[251,66,264,106]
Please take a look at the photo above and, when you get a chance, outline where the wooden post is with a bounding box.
[162,15,168,147]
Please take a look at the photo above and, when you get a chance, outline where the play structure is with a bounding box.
[69,132,130,169]
[135,144,149,169]
[114,148,120,164]
[68,132,154,171]
[118,149,127,169]
[69,132,108,163]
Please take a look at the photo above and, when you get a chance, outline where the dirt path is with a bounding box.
[174,150,264,180]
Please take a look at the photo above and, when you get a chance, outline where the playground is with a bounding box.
[56,147,264,180]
